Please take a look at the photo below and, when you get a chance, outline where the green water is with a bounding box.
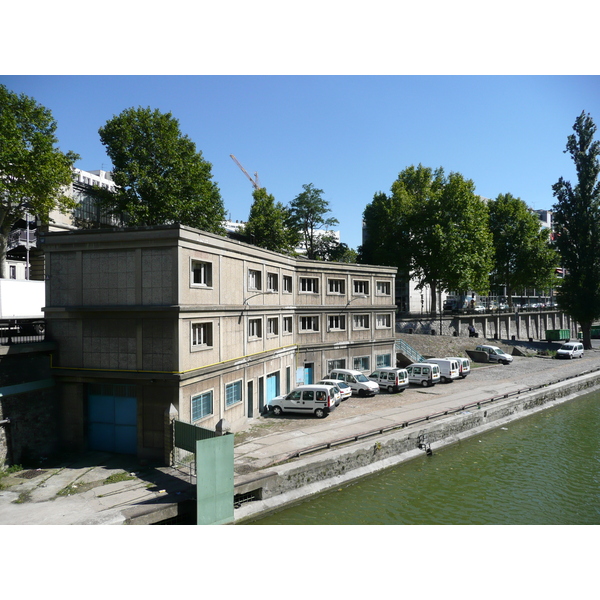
[248,390,600,525]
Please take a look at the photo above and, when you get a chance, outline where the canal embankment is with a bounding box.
[233,339,600,523]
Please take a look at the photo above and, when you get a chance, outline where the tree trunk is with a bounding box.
[0,230,8,279]
[580,320,592,350]
[430,281,437,315]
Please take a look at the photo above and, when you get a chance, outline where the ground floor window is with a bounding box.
[353,356,370,371]
[327,358,346,372]
[225,380,243,407]
[192,391,213,421]
[376,353,392,368]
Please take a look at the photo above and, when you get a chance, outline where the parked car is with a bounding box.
[556,342,584,359]
[328,369,380,396]
[267,384,338,418]
[318,379,352,401]
[475,344,514,365]
[368,367,409,393]
[473,305,486,313]
[426,358,460,383]
[445,356,471,378]
[405,363,441,387]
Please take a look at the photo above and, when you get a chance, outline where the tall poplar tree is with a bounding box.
[552,111,600,349]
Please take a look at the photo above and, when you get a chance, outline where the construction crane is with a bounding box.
[230,154,261,190]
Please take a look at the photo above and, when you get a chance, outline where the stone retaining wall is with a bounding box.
[233,369,600,523]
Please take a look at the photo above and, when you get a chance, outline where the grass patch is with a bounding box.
[103,471,136,485]
[13,490,32,504]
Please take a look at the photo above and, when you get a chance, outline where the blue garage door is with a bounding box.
[266,372,280,404]
[88,384,137,454]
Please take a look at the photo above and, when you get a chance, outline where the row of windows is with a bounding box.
[190,353,393,422]
[191,313,393,348]
[191,259,392,297]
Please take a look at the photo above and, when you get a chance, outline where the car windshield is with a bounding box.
[337,382,350,389]
[355,374,369,382]
[560,344,574,350]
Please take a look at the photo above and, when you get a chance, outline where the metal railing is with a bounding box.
[0,321,46,345]
[395,338,425,363]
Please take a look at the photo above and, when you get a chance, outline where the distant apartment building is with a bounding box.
[40,224,397,463]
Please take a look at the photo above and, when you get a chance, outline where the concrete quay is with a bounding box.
[1,344,599,525]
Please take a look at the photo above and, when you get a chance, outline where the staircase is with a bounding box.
[395,338,425,364]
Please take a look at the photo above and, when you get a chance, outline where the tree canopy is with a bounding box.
[98,106,225,234]
[361,164,494,313]
[488,193,558,304]
[552,111,600,349]
[0,84,79,278]
[287,183,338,260]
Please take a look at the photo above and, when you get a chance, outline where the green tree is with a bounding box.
[488,193,558,305]
[242,187,295,254]
[552,111,600,349]
[98,106,225,234]
[362,165,493,313]
[0,84,79,278]
[288,183,338,260]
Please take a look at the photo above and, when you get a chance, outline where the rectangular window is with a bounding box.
[376,281,391,296]
[248,269,262,291]
[225,380,243,407]
[328,278,346,294]
[191,322,213,348]
[328,314,346,331]
[353,280,369,295]
[267,317,279,336]
[283,275,293,293]
[299,315,319,332]
[267,272,278,292]
[353,314,370,330]
[283,316,293,334]
[353,356,370,371]
[9,265,16,279]
[300,277,319,293]
[248,318,262,339]
[327,358,346,372]
[376,313,392,328]
[377,354,392,368]
[191,260,212,287]
[192,391,213,421]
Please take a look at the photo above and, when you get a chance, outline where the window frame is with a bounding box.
[376,354,392,368]
[267,272,279,292]
[192,390,213,422]
[376,313,392,329]
[190,259,213,288]
[353,313,370,330]
[353,355,370,371]
[376,280,391,296]
[327,278,346,295]
[353,279,370,296]
[267,316,279,337]
[327,358,346,372]
[248,269,262,291]
[225,380,243,408]
[283,316,293,335]
[299,276,319,294]
[248,317,263,339]
[327,314,347,332]
[191,321,213,350]
[299,315,320,333]
[283,275,293,294]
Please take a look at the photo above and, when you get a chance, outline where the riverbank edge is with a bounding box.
[233,369,600,523]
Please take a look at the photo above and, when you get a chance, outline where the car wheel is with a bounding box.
[314,408,325,418]
[421,380,429,387]
[272,406,283,416]
[358,389,366,397]
[387,385,394,393]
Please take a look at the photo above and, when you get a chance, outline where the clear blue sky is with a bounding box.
[2,75,599,250]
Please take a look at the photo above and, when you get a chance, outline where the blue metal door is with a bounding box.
[267,372,280,403]
[88,384,137,454]
[304,363,314,385]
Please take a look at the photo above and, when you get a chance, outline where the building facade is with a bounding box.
[40,225,397,463]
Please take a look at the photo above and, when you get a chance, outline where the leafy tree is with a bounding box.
[0,84,79,278]
[361,165,493,313]
[552,111,600,349]
[288,183,338,260]
[98,106,225,234]
[488,193,558,306]
[242,187,295,254]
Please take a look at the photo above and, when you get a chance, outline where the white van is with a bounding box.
[426,358,460,383]
[445,356,471,378]
[406,363,441,387]
[267,384,337,418]
[475,344,513,365]
[328,369,380,396]
[368,367,409,393]
[556,342,584,359]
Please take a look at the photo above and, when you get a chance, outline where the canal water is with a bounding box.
[247,389,600,525]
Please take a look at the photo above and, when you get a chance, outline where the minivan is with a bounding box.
[267,384,337,418]
[328,369,380,396]
[368,367,409,393]
[445,356,471,378]
[556,342,584,359]
[405,363,441,387]
[475,344,513,365]
[425,358,460,383]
